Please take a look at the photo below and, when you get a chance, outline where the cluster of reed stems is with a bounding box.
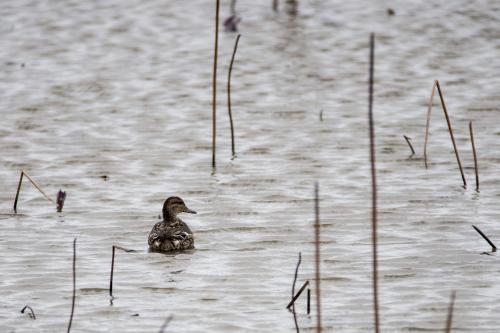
[13,170,65,213]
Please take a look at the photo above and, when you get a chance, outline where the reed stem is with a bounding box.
[403,135,415,155]
[469,121,479,192]
[13,170,57,212]
[435,81,467,188]
[287,280,310,310]
[109,245,137,298]
[307,288,311,315]
[472,225,497,252]
[290,252,302,333]
[13,171,24,213]
[66,238,76,333]
[20,305,36,319]
[227,34,241,158]
[212,0,220,170]
[424,80,437,168]
[273,0,278,11]
[368,33,380,333]
[158,315,174,333]
[444,291,456,333]
[314,182,322,333]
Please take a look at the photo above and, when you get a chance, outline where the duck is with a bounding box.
[148,196,197,252]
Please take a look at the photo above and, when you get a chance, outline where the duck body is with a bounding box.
[148,218,194,252]
[148,196,197,253]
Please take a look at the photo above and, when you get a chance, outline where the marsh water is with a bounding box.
[1,0,500,331]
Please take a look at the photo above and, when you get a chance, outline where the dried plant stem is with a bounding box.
[403,135,416,155]
[273,0,278,11]
[472,225,497,252]
[67,238,77,333]
[13,170,56,212]
[424,80,437,168]
[314,182,322,333]
[469,121,479,192]
[109,245,136,298]
[368,33,380,333]
[212,0,220,170]
[435,81,467,188]
[227,34,241,157]
[307,288,311,315]
[287,280,310,310]
[290,252,302,333]
[20,305,36,319]
[158,315,174,333]
[445,291,456,333]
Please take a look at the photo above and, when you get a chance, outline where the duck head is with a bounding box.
[162,196,197,220]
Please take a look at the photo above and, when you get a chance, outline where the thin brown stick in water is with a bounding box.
[403,135,416,155]
[13,171,24,213]
[472,225,497,252]
[21,305,36,319]
[290,252,301,332]
[469,121,479,192]
[273,0,278,11]
[212,0,220,170]
[424,80,437,168]
[227,34,241,158]
[368,33,380,333]
[286,280,310,310]
[307,288,311,315]
[158,315,174,333]
[445,291,456,333]
[66,238,76,333]
[13,170,56,212]
[435,81,467,188]
[109,245,137,297]
[314,182,322,333]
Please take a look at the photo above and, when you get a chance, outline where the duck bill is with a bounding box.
[184,207,197,214]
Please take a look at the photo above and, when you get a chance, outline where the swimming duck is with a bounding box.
[148,196,197,252]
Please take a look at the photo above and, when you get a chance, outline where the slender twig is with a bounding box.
[444,291,456,333]
[158,315,174,333]
[314,182,322,333]
[435,81,467,188]
[472,225,497,252]
[286,280,310,310]
[13,170,57,212]
[109,245,137,298]
[227,34,241,158]
[368,33,380,333]
[307,288,311,315]
[67,238,77,333]
[469,121,479,192]
[212,0,220,170]
[319,110,324,122]
[20,305,36,319]
[424,80,437,169]
[290,252,302,332]
[403,135,416,155]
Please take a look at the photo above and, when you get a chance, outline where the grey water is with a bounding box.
[1,0,500,331]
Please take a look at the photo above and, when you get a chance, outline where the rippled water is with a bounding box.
[1,0,500,332]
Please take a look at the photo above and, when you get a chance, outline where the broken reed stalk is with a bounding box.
[444,291,456,333]
[227,34,241,158]
[307,288,311,315]
[469,121,479,192]
[13,170,56,213]
[423,80,437,169]
[273,0,278,11]
[158,315,174,333]
[21,305,36,319]
[212,0,220,170]
[290,252,302,333]
[472,225,497,252]
[66,238,76,333]
[286,280,310,309]
[109,245,137,297]
[403,135,415,155]
[313,182,322,333]
[435,81,467,188]
[368,33,380,333]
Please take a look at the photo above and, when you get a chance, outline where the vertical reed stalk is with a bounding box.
[307,288,311,315]
[159,315,174,333]
[212,0,220,170]
[314,182,322,333]
[435,81,467,188]
[291,252,302,333]
[469,121,479,192]
[444,291,456,333]
[273,0,279,11]
[110,245,116,297]
[403,135,415,155]
[67,238,77,333]
[368,33,380,333]
[424,81,437,168]
[13,171,24,213]
[227,34,241,158]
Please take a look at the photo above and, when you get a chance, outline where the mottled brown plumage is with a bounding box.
[148,197,197,252]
